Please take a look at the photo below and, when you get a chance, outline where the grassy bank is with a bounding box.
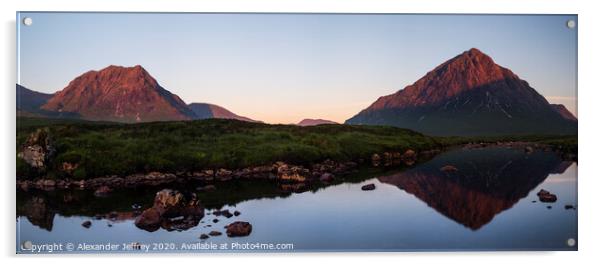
[17,117,440,180]
[17,117,577,180]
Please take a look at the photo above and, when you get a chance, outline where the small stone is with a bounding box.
[82,221,92,228]
[199,234,209,239]
[209,231,222,236]
[361,184,376,191]
[213,218,219,223]
[233,211,241,216]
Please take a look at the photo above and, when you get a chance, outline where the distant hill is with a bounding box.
[297,118,338,126]
[16,84,52,113]
[40,65,196,123]
[345,48,577,136]
[188,103,260,123]
[550,104,577,121]
[17,84,81,119]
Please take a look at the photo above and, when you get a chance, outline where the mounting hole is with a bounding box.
[21,240,32,250]
[23,17,33,26]
[567,238,576,247]
[566,20,576,29]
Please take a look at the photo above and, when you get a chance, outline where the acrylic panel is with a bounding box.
[16,12,577,253]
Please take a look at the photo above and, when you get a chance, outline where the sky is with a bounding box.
[17,13,577,124]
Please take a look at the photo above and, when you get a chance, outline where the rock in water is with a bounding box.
[537,189,558,203]
[81,221,92,228]
[209,231,222,236]
[226,221,252,237]
[134,189,204,232]
[361,184,376,191]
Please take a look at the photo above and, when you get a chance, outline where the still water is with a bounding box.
[16,146,577,252]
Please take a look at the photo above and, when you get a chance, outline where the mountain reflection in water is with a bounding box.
[378,147,571,230]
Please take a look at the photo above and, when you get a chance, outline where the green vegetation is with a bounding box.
[17,117,441,180]
[16,117,576,180]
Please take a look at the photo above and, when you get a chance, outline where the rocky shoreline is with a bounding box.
[16,147,432,192]
[16,137,576,193]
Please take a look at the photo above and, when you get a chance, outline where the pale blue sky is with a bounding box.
[17,13,577,123]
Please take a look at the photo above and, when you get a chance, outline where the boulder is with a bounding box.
[134,189,204,232]
[371,154,381,166]
[361,183,376,191]
[216,168,233,181]
[382,152,392,165]
[222,210,233,218]
[18,128,55,169]
[276,163,309,183]
[226,221,252,237]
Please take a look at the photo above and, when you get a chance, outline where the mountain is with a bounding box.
[41,65,196,123]
[550,104,577,121]
[188,103,260,123]
[297,118,338,126]
[345,48,577,136]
